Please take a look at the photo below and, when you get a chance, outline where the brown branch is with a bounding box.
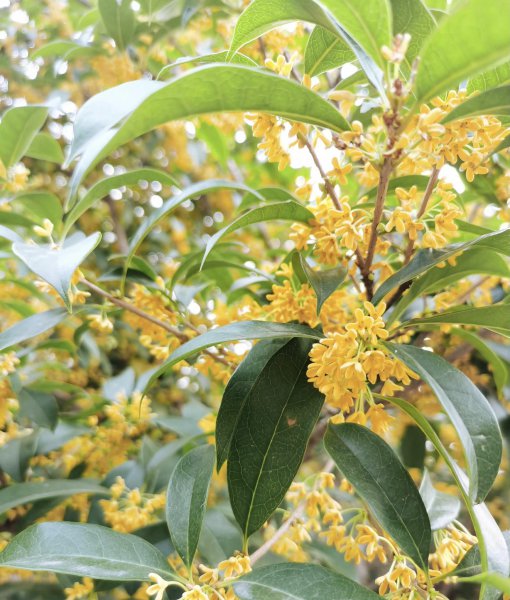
[105,197,129,254]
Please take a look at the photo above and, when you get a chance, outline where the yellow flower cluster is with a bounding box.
[307,302,416,413]
[100,477,165,533]
[64,577,94,600]
[0,352,19,376]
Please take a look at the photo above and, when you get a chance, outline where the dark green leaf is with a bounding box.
[325,422,431,571]
[0,522,173,580]
[216,338,290,468]
[297,255,347,313]
[0,308,68,351]
[415,0,510,103]
[0,480,108,516]
[145,321,322,391]
[234,563,379,599]
[387,344,502,503]
[166,445,215,569]
[419,470,461,531]
[18,389,58,430]
[228,337,324,538]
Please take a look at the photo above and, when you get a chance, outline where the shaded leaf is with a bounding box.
[297,255,347,313]
[419,470,461,531]
[0,308,68,351]
[25,133,64,163]
[98,0,136,50]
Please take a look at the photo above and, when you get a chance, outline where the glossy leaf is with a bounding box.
[419,470,461,531]
[297,255,347,313]
[325,422,431,571]
[468,62,510,93]
[216,338,290,468]
[68,65,349,197]
[0,480,108,516]
[0,106,48,168]
[389,0,435,64]
[234,563,379,600]
[166,445,215,569]
[443,85,510,122]
[64,168,179,234]
[402,304,510,338]
[25,132,64,163]
[98,0,136,51]
[144,321,322,391]
[372,228,510,304]
[228,337,324,538]
[387,344,502,503]
[12,232,101,309]
[0,308,68,351]
[201,201,313,267]
[304,26,354,76]
[0,522,173,580]
[415,0,510,103]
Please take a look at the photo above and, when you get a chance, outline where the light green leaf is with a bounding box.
[387,343,502,502]
[12,232,101,309]
[402,304,510,338]
[443,85,510,122]
[415,0,510,103]
[0,480,108,516]
[0,522,173,580]
[389,0,435,64]
[63,168,179,235]
[372,228,510,304]
[468,62,510,93]
[419,470,461,531]
[145,321,321,392]
[13,192,63,226]
[0,106,48,168]
[158,51,258,79]
[98,0,136,50]
[234,563,380,600]
[24,133,64,163]
[461,573,510,595]
[201,201,313,267]
[228,337,324,538]
[68,65,349,198]
[166,445,215,569]
[216,339,289,469]
[0,308,68,351]
[304,26,354,76]
[31,40,99,61]
[296,255,347,313]
[325,422,431,571]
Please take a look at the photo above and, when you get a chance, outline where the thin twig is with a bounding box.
[105,197,129,254]
[299,134,342,210]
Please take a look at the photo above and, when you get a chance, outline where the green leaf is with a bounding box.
[0,106,48,168]
[443,85,510,122]
[166,445,215,569]
[68,65,349,198]
[31,40,99,61]
[449,531,510,579]
[228,337,324,538]
[98,0,136,51]
[304,26,354,76]
[387,343,502,503]
[216,338,290,468]
[25,133,64,163]
[325,422,431,571]
[158,51,258,79]
[0,308,68,351]
[297,255,347,313]
[389,0,435,64]
[468,62,510,93]
[372,228,510,304]
[461,573,510,595]
[0,480,108,516]
[18,389,58,430]
[64,168,178,233]
[384,394,510,597]
[419,470,461,531]
[12,232,101,309]
[402,304,510,338]
[145,321,322,391]
[14,192,63,226]
[124,180,263,290]
[0,522,173,581]
[202,201,313,267]
[387,248,510,326]
[234,563,380,600]
[415,0,510,103]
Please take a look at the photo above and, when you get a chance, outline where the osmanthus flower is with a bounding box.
[146,573,186,600]
[375,560,417,595]
[0,352,19,376]
[217,553,251,580]
[64,577,94,600]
